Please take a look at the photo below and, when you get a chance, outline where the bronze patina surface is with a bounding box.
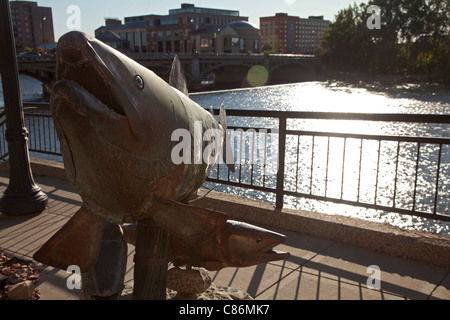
[33,31,289,273]
[123,221,290,271]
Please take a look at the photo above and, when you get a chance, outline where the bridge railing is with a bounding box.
[0,105,448,223]
[127,52,317,61]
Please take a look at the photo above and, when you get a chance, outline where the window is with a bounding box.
[201,38,211,48]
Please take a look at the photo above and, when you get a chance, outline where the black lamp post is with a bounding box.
[0,0,48,217]
[42,16,47,52]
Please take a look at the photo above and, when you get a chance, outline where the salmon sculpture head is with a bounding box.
[123,222,290,271]
[33,31,289,273]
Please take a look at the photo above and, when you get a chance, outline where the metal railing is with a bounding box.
[0,106,449,222]
[207,110,450,222]
[24,112,61,157]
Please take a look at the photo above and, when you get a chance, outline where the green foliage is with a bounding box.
[321,0,449,80]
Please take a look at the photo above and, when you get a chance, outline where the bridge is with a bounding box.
[17,53,320,94]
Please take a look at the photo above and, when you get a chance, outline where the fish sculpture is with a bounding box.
[122,222,290,271]
[33,31,289,273]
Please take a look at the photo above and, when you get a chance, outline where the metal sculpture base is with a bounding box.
[133,221,171,300]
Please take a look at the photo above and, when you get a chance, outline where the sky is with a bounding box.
[15,0,359,41]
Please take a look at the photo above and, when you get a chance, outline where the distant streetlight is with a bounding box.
[0,0,48,217]
[41,16,47,51]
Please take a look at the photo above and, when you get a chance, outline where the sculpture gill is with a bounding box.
[33,32,289,282]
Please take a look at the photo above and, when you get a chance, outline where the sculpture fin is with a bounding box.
[169,54,189,96]
[220,104,236,172]
[150,197,228,246]
[33,206,106,273]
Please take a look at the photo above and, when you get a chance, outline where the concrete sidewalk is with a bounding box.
[0,172,449,300]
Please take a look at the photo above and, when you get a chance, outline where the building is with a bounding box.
[10,1,55,52]
[95,29,130,52]
[298,16,330,55]
[260,13,329,54]
[95,4,255,54]
[95,17,148,53]
[147,3,251,54]
[260,13,299,54]
[191,21,261,54]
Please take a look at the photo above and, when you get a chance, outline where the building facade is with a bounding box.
[95,4,256,54]
[260,13,299,54]
[147,3,249,54]
[10,1,55,52]
[191,21,261,54]
[96,17,148,53]
[260,13,329,54]
[298,16,330,55]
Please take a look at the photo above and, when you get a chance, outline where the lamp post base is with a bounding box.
[0,189,48,217]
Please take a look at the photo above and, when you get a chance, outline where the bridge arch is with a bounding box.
[269,62,316,84]
[19,70,50,84]
[200,62,253,79]
[18,70,54,97]
[200,62,255,89]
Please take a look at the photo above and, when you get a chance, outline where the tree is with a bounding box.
[321,0,450,79]
[321,3,372,72]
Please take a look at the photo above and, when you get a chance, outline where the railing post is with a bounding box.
[0,0,48,217]
[276,116,287,209]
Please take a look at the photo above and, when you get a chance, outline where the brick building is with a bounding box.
[260,13,329,54]
[147,3,248,54]
[95,4,254,54]
[10,1,55,52]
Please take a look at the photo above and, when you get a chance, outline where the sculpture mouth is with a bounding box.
[262,249,290,262]
[55,32,126,119]
[55,31,147,142]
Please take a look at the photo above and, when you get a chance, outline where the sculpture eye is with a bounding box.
[257,239,263,245]
[134,75,144,90]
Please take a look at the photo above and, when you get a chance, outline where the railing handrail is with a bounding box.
[0,105,448,223]
[20,102,449,124]
[220,109,450,124]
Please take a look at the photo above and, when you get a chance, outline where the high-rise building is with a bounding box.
[260,13,329,54]
[298,16,330,55]
[10,1,55,52]
[260,13,299,54]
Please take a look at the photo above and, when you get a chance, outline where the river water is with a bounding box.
[191,81,450,235]
[1,75,449,234]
